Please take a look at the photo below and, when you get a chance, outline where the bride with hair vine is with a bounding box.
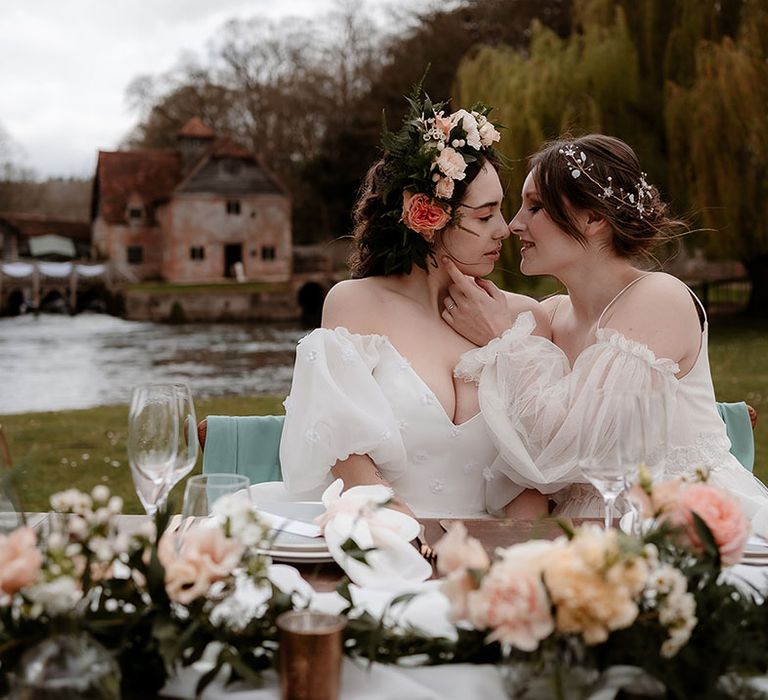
[276,89,549,519]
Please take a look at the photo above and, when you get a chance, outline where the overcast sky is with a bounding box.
[0,0,423,180]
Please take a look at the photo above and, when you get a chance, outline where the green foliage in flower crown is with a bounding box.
[357,82,500,277]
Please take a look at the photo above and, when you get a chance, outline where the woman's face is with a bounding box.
[508,171,585,277]
[439,164,509,276]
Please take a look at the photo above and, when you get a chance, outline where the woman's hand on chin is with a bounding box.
[441,258,551,344]
[441,258,512,345]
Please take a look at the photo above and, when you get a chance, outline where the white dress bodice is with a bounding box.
[278,327,498,518]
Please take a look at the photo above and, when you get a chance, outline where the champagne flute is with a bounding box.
[127,384,178,516]
[165,383,198,499]
[578,390,633,528]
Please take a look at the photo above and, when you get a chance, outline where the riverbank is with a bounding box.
[2,314,766,513]
[1,395,284,514]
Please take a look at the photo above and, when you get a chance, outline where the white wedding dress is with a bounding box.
[455,285,768,535]
[278,327,499,518]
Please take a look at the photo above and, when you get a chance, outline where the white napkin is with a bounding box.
[317,480,432,589]
[257,510,322,539]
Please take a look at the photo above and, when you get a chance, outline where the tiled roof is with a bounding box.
[0,212,91,242]
[93,150,182,224]
[178,117,215,139]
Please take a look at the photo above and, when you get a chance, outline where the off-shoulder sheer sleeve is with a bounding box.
[456,312,680,509]
[279,328,407,493]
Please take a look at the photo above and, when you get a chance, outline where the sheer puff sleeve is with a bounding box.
[279,327,407,493]
[456,312,680,510]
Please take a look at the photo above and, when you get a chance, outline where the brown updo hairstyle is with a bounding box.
[529,134,685,259]
[348,152,499,278]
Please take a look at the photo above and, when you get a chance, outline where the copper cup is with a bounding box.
[277,610,346,700]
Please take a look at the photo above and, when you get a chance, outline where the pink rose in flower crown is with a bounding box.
[401,191,451,241]
[159,525,243,605]
[672,484,750,566]
[0,527,42,596]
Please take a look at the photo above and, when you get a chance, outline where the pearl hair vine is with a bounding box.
[558,144,656,219]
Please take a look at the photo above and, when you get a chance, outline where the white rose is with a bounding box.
[451,109,482,150]
[435,148,467,180]
[479,121,501,147]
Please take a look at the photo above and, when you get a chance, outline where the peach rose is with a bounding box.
[160,525,243,605]
[435,114,453,140]
[434,522,490,576]
[673,484,750,566]
[401,192,451,241]
[0,527,42,595]
[440,570,477,621]
[629,478,684,518]
[466,557,554,651]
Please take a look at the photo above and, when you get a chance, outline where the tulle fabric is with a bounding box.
[455,312,679,512]
[279,328,407,493]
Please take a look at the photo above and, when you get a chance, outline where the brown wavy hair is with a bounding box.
[348,152,499,278]
[529,134,685,259]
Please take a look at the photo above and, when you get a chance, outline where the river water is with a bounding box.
[0,313,307,414]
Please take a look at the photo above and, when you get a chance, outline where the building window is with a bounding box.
[128,207,143,220]
[127,246,143,264]
[190,246,205,260]
[261,245,276,260]
[226,200,241,215]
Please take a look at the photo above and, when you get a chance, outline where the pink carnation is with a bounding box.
[674,484,750,566]
[467,557,554,651]
[0,527,42,595]
[401,191,451,241]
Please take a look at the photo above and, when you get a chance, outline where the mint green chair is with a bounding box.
[201,415,283,484]
[716,401,755,472]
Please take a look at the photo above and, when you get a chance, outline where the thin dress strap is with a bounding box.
[596,273,652,330]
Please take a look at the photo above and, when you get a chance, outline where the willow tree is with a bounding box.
[666,0,768,315]
[453,5,640,289]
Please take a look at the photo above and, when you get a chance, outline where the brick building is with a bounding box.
[91,118,291,283]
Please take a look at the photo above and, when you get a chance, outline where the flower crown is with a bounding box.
[559,144,656,219]
[382,92,501,240]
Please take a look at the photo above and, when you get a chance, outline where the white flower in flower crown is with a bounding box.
[434,176,455,199]
[478,121,501,147]
[436,147,467,181]
[450,109,481,150]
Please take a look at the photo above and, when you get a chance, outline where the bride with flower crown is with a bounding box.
[442,134,768,535]
[276,93,549,519]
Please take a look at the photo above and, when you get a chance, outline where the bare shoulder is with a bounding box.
[501,291,552,337]
[541,294,568,315]
[605,272,701,365]
[321,278,390,332]
[611,272,698,323]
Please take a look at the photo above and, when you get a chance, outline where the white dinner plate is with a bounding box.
[256,548,335,564]
[255,501,330,555]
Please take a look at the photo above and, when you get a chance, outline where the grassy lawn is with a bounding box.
[2,314,766,513]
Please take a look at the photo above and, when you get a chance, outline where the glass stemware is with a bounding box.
[166,383,198,499]
[580,390,670,529]
[127,384,178,516]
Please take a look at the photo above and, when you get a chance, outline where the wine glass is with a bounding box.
[165,383,198,499]
[181,474,251,519]
[127,384,179,516]
[578,390,635,528]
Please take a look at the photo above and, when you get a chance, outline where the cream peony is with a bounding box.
[434,176,455,200]
[159,524,243,605]
[466,557,554,651]
[543,526,649,645]
[0,527,42,595]
[434,522,490,576]
[435,147,467,180]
